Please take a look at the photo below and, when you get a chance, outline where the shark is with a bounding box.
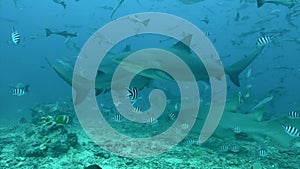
[112,34,265,87]
[256,0,298,8]
[47,35,263,105]
[45,28,77,39]
[190,96,300,148]
[46,57,151,105]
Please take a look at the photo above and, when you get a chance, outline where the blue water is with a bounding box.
[0,0,300,168]
[1,0,299,119]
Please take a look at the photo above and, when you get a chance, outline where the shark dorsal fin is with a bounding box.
[172,34,192,53]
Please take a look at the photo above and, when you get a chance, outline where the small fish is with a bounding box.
[133,106,142,113]
[288,111,300,119]
[182,139,195,145]
[251,96,273,110]
[233,125,242,134]
[11,27,21,44]
[282,124,300,137]
[230,145,241,153]
[180,123,190,130]
[52,0,67,9]
[128,15,150,27]
[246,68,252,78]
[147,117,158,125]
[219,145,229,152]
[111,0,125,20]
[112,114,123,122]
[201,16,210,24]
[234,12,240,22]
[244,91,250,98]
[127,87,138,101]
[11,83,29,96]
[45,28,77,39]
[168,112,176,121]
[55,114,70,124]
[256,35,273,47]
[238,91,243,104]
[258,149,268,157]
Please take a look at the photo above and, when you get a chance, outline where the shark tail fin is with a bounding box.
[142,19,150,27]
[226,68,241,87]
[225,47,264,87]
[45,28,53,37]
[24,85,30,93]
[257,0,265,7]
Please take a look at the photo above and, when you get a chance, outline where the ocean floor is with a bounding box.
[0,101,299,169]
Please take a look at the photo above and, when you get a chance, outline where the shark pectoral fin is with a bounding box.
[172,34,192,53]
[256,0,265,7]
[45,28,52,37]
[73,87,93,105]
[95,89,103,96]
[72,74,95,105]
[227,71,241,87]
[252,108,265,122]
[96,70,106,77]
[225,47,264,87]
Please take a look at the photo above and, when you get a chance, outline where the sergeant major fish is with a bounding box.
[282,124,300,137]
[11,83,29,96]
[127,87,138,101]
[256,35,273,47]
[11,27,21,44]
[288,111,300,119]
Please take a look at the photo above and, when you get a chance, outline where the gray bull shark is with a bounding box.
[190,97,300,147]
[113,35,265,87]
[256,0,298,8]
[47,35,262,104]
[45,28,77,39]
[46,58,151,105]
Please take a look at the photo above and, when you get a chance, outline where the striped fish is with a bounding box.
[168,112,176,121]
[233,125,242,134]
[288,111,300,119]
[112,114,122,122]
[133,106,142,113]
[11,28,21,44]
[256,35,273,47]
[147,117,158,125]
[282,124,300,137]
[127,87,138,101]
[219,145,229,152]
[182,139,195,145]
[230,145,241,153]
[258,149,268,157]
[11,84,29,96]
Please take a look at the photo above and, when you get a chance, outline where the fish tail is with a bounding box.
[45,28,53,37]
[142,19,150,27]
[24,85,30,92]
[225,46,264,86]
[62,2,67,9]
[256,0,265,8]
